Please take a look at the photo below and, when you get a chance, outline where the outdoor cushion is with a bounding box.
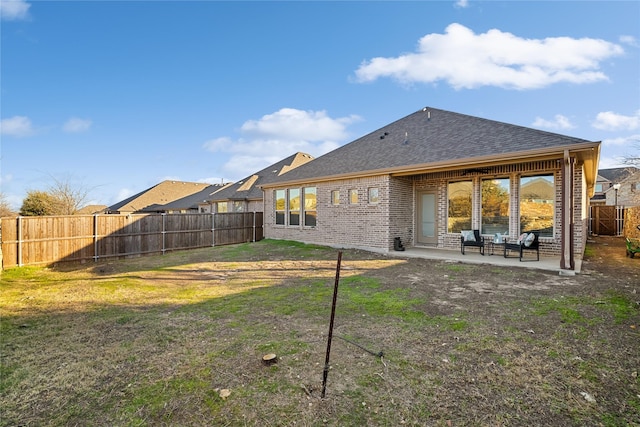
[523,232,536,247]
[461,230,476,242]
[517,233,528,244]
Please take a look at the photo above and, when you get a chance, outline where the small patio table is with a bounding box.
[488,238,508,256]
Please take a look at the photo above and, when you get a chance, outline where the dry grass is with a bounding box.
[1,238,639,426]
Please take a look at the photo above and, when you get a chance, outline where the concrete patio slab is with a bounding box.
[387,246,581,275]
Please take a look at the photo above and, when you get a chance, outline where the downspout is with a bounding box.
[561,150,575,270]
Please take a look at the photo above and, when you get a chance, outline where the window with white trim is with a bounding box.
[520,174,554,237]
[447,181,472,233]
[275,190,286,225]
[275,187,317,227]
[331,190,340,205]
[349,189,358,204]
[304,187,317,227]
[289,188,300,226]
[481,178,510,235]
[368,187,379,204]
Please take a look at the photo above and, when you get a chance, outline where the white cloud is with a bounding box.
[597,155,628,169]
[240,108,360,142]
[454,0,469,9]
[602,134,640,147]
[532,114,575,130]
[203,108,358,179]
[354,23,624,90]
[63,117,92,133]
[0,0,30,21]
[619,35,638,47]
[592,110,640,131]
[0,115,35,137]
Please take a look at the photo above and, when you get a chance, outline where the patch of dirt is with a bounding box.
[2,236,639,426]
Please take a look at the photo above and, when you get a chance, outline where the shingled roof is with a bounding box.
[107,180,212,213]
[598,167,639,184]
[206,152,314,202]
[262,107,600,186]
[142,183,229,212]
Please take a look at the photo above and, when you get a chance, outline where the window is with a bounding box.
[349,189,358,204]
[289,188,301,226]
[520,175,554,237]
[275,190,285,225]
[304,187,317,227]
[275,187,317,227]
[331,190,340,205]
[595,183,603,192]
[448,181,472,233]
[233,201,244,212]
[368,187,379,204]
[481,178,510,235]
[216,202,228,213]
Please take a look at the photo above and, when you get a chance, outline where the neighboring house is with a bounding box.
[260,107,601,271]
[198,152,314,213]
[141,184,230,214]
[75,205,108,215]
[106,180,213,214]
[591,167,640,207]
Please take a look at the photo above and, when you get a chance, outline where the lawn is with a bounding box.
[1,238,639,426]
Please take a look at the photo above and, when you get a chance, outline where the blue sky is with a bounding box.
[1,0,639,210]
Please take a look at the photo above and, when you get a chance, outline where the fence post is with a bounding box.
[161,213,166,254]
[93,214,99,262]
[252,212,256,242]
[211,212,215,247]
[17,216,23,267]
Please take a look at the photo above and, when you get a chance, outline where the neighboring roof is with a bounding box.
[521,177,554,200]
[205,152,314,202]
[598,167,639,184]
[107,180,212,213]
[76,204,108,215]
[261,107,600,187]
[143,183,230,212]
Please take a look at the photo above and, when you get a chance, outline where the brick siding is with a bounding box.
[264,159,590,258]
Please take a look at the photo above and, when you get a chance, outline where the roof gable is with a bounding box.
[107,180,212,213]
[143,183,229,211]
[207,152,314,202]
[264,107,599,186]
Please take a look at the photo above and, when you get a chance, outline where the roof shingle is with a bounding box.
[264,107,598,185]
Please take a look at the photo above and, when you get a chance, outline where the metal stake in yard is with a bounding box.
[321,250,342,399]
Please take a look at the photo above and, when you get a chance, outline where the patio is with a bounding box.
[389,245,580,275]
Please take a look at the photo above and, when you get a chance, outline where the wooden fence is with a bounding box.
[590,205,624,236]
[0,212,264,269]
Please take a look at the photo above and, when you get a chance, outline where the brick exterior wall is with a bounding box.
[264,159,591,259]
[264,176,394,251]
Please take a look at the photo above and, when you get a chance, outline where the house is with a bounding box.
[198,152,314,213]
[140,183,229,214]
[106,180,213,214]
[75,204,108,215]
[591,167,640,207]
[260,107,601,271]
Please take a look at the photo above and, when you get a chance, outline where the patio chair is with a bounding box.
[504,231,540,261]
[460,230,485,255]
